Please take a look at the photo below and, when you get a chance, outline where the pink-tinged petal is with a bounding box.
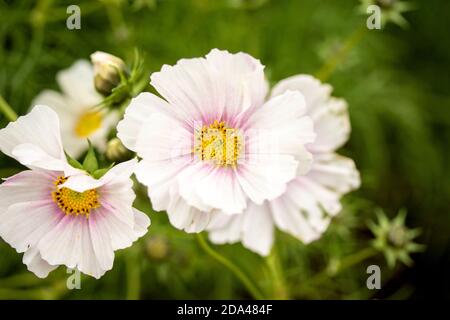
[0,105,66,171]
[134,158,190,212]
[37,215,84,269]
[134,113,193,161]
[0,200,64,253]
[205,49,268,120]
[271,74,332,116]
[235,154,299,205]
[78,218,106,279]
[23,247,58,279]
[117,92,181,151]
[38,214,111,279]
[166,194,211,233]
[0,170,56,209]
[88,214,114,272]
[150,57,215,123]
[308,153,360,195]
[90,206,149,251]
[150,49,268,124]
[56,60,102,107]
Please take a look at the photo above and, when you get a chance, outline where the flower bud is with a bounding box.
[368,209,425,268]
[91,51,127,96]
[105,138,130,161]
[145,236,170,261]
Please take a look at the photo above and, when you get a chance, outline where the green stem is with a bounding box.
[306,247,378,286]
[0,95,17,122]
[265,248,289,299]
[125,247,141,300]
[196,233,265,300]
[315,25,368,82]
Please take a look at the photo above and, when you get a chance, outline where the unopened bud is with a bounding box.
[91,51,127,96]
[145,237,170,261]
[105,138,129,161]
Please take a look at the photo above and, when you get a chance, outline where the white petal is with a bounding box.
[241,202,274,256]
[23,247,58,279]
[243,90,315,172]
[0,105,66,171]
[178,163,247,214]
[56,60,102,107]
[309,98,350,153]
[308,153,361,195]
[208,202,274,256]
[117,92,176,151]
[271,74,332,116]
[134,158,190,212]
[100,158,137,185]
[134,113,192,161]
[166,193,211,233]
[133,208,151,237]
[235,153,299,204]
[270,180,328,244]
[61,174,104,193]
[208,213,245,244]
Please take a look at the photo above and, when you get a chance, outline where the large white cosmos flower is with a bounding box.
[207,75,361,255]
[0,106,150,279]
[32,60,119,158]
[117,49,315,232]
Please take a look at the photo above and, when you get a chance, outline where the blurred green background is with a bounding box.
[0,0,449,299]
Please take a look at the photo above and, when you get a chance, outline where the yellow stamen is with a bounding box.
[51,176,100,219]
[74,111,102,138]
[193,120,243,167]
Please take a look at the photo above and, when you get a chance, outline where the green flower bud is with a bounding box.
[368,209,425,268]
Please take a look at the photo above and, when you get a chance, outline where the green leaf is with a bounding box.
[92,162,115,179]
[83,142,98,173]
[65,152,84,170]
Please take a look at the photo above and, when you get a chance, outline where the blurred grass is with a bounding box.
[0,0,449,299]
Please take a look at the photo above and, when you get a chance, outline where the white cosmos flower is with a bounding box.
[117,49,315,232]
[32,60,119,159]
[0,105,150,279]
[206,75,361,256]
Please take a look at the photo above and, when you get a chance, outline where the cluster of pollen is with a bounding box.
[194,120,243,167]
[75,111,102,138]
[51,176,100,219]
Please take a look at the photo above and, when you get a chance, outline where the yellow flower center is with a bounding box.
[74,111,102,138]
[194,120,243,167]
[51,176,100,218]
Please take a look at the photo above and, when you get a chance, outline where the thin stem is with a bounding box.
[196,233,265,300]
[125,247,141,300]
[305,247,378,286]
[265,247,289,299]
[315,25,368,82]
[0,95,17,122]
